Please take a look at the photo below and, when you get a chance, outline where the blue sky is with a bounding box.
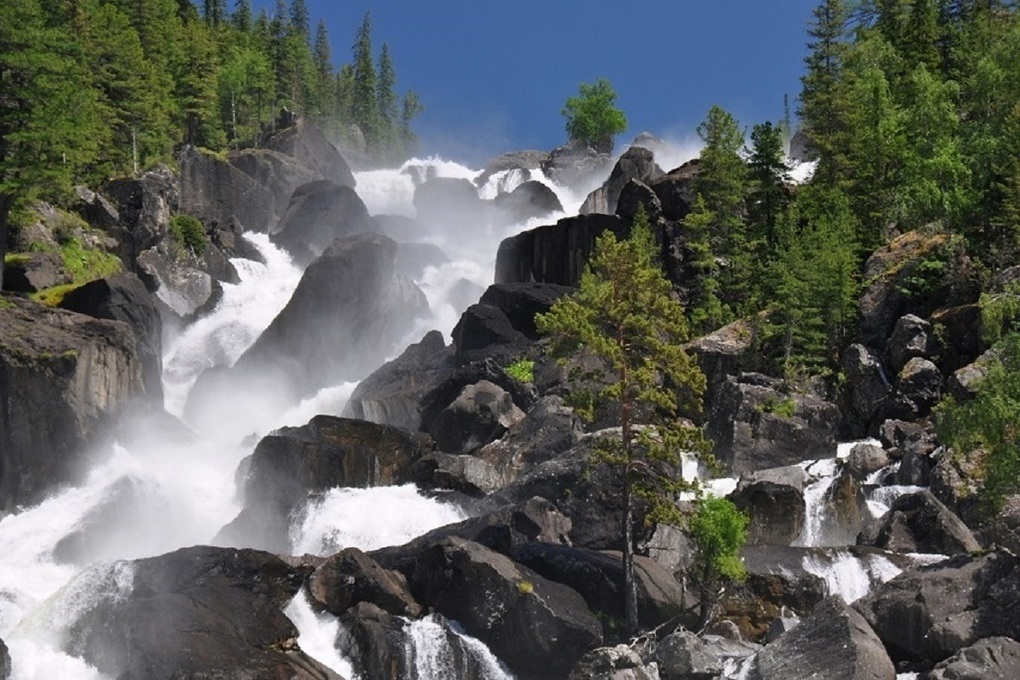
[254,1,820,164]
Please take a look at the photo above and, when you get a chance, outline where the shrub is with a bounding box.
[169,214,209,255]
[505,358,535,384]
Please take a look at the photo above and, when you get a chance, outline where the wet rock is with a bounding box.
[541,139,613,191]
[269,180,377,264]
[858,490,981,555]
[567,644,659,680]
[855,551,1020,664]
[748,596,895,680]
[228,147,321,219]
[307,547,420,618]
[476,150,546,188]
[418,358,537,435]
[840,344,893,438]
[844,443,891,481]
[731,466,807,546]
[0,297,143,512]
[103,165,178,270]
[927,636,1020,680]
[62,546,338,680]
[430,380,525,455]
[407,537,603,680]
[395,241,449,280]
[135,241,216,318]
[404,452,504,496]
[0,637,8,680]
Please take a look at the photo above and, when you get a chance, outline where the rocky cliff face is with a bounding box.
[0,297,143,512]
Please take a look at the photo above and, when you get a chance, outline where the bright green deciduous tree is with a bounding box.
[561,77,628,154]
[536,206,709,635]
[689,496,748,628]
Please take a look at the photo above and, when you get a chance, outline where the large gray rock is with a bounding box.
[59,546,340,680]
[188,233,427,423]
[430,380,525,454]
[450,303,529,365]
[494,213,627,285]
[269,180,377,264]
[103,165,178,270]
[307,547,421,619]
[492,180,564,225]
[840,344,893,438]
[407,536,603,680]
[926,636,1020,680]
[477,395,583,483]
[655,629,723,680]
[413,177,484,231]
[730,466,807,545]
[178,145,275,234]
[568,645,659,680]
[263,117,356,189]
[0,297,143,512]
[1,251,68,293]
[59,272,163,405]
[228,147,322,218]
[706,374,840,475]
[0,637,8,680]
[887,314,938,373]
[343,330,452,432]
[649,160,698,221]
[404,451,505,496]
[857,490,981,555]
[580,146,663,216]
[885,357,942,421]
[541,139,613,191]
[855,551,1020,663]
[749,596,895,680]
[477,282,574,339]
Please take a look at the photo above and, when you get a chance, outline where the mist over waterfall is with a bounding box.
[0,154,574,679]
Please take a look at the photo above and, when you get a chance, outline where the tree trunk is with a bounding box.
[0,194,12,292]
[623,479,638,635]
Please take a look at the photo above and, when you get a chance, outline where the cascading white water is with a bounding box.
[801,550,901,604]
[0,155,576,678]
[404,614,515,680]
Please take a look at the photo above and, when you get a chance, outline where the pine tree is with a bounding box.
[351,12,380,147]
[203,0,226,26]
[0,0,102,288]
[800,0,852,183]
[377,43,398,159]
[289,0,309,42]
[536,206,709,635]
[231,0,251,33]
[747,121,791,251]
[310,20,334,120]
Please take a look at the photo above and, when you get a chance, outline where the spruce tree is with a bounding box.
[231,0,251,33]
[536,206,709,635]
[377,43,398,159]
[800,0,852,183]
[351,12,380,148]
[747,121,791,251]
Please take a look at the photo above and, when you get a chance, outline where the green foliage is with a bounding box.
[756,395,797,419]
[979,282,1020,345]
[505,358,535,384]
[935,332,1020,512]
[58,236,121,284]
[169,214,209,255]
[536,205,710,633]
[561,78,628,153]
[689,496,749,583]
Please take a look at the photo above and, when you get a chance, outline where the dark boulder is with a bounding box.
[1,251,68,293]
[0,297,143,512]
[307,546,420,618]
[60,546,339,680]
[451,303,528,365]
[103,165,177,270]
[263,117,356,189]
[0,638,8,680]
[931,304,984,374]
[580,146,663,216]
[477,282,574,339]
[178,145,275,235]
[706,374,840,475]
[616,179,663,223]
[854,551,1020,663]
[748,596,895,680]
[135,240,219,319]
[887,314,938,373]
[269,180,377,264]
[430,379,525,454]
[840,344,893,438]
[927,636,1020,680]
[395,241,450,280]
[418,357,538,436]
[685,317,759,396]
[228,147,322,219]
[59,272,163,405]
[884,357,942,421]
[649,160,699,221]
[343,330,453,432]
[857,490,981,555]
[477,395,583,483]
[511,542,687,638]
[730,466,807,546]
[844,442,891,481]
[494,213,627,285]
[492,180,564,225]
[407,536,603,680]
[405,451,505,496]
[654,629,724,680]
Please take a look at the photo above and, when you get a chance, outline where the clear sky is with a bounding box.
[254,1,820,164]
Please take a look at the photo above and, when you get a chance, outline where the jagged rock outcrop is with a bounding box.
[451,303,529,365]
[477,282,574,339]
[580,146,663,216]
[494,213,627,285]
[263,117,356,189]
[404,451,505,496]
[228,147,322,219]
[541,139,613,191]
[748,597,896,680]
[59,272,163,405]
[840,343,893,437]
[269,180,377,264]
[926,636,1020,679]
[649,160,699,221]
[60,546,339,680]
[103,165,178,270]
[418,358,538,437]
[1,251,68,293]
[567,644,659,680]
[405,536,603,679]
[0,297,143,512]
[887,314,939,373]
[855,551,1020,664]
[492,180,564,225]
[706,374,840,475]
[430,380,526,454]
[178,145,275,234]
[476,395,583,484]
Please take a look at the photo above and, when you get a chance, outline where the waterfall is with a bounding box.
[404,615,515,680]
[0,156,572,678]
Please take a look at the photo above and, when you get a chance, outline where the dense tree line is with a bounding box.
[0,0,422,277]
[679,0,1020,380]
